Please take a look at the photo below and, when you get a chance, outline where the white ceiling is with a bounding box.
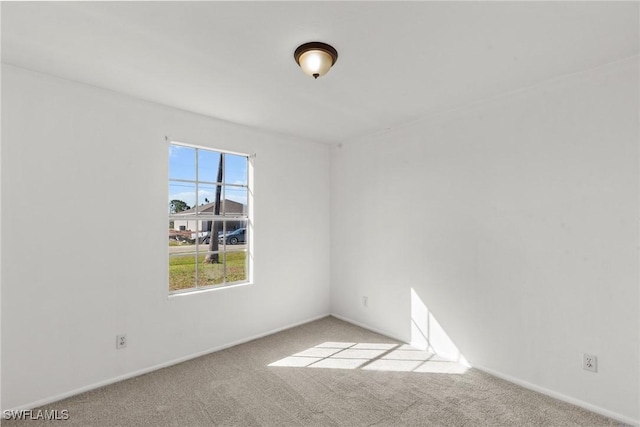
[2,2,638,144]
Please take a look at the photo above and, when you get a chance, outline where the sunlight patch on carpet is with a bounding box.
[268,341,468,374]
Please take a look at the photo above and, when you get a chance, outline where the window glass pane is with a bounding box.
[169,235,197,252]
[197,183,220,214]
[199,219,228,248]
[198,149,222,183]
[169,145,196,180]
[219,221,247,246]
[225,251,247,283]
[223,186,248,216]
[169,221,193,246]
[194,220,209,247]
[169,254,198,292]
[198,252,225,287]
[224,154,248,186]
[198,219,228,246]
[216,221,228,247]
[169,182,196,215]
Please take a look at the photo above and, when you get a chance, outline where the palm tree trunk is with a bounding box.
[205,154,224,263]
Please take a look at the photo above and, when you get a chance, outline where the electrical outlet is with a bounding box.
[116,334,127,349]
[583,353,597,372]
[362,296,368,307]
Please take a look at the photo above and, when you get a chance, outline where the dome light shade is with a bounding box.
[294,42,338,79]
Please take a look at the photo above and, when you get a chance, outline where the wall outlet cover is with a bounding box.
[116,334,127,349]
[583,353,597,372]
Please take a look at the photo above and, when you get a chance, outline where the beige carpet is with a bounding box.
[4,316,621,426]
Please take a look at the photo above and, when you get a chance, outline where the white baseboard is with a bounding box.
[4,312,331,413]
[465,364,637,427]
[331,313,638,427]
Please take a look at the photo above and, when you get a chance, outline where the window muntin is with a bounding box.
[168,142,250,293]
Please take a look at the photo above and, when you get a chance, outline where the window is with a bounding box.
[168,142,251,293]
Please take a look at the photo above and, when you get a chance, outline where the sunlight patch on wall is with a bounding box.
[411,288,470,367]
[268,341,468,374]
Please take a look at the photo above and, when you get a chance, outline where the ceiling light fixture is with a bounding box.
[294,42,338,79]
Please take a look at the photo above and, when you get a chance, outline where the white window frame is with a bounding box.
[168,140,253,294]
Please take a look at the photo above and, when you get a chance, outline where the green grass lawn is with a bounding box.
[169,252,247,292]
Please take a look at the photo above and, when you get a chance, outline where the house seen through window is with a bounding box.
[168,142,250,293]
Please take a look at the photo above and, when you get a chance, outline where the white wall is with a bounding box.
[331,58,639,423]
[1,65,331,410]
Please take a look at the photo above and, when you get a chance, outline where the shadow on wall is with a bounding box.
[411,288,469,367]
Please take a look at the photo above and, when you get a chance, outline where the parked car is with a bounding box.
[219,228,246,245]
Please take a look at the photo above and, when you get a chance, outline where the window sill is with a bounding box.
[168,281,253,299]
